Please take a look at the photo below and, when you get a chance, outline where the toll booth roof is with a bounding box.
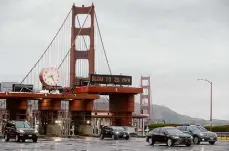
[0,92,99,100]
[75,86,143,95]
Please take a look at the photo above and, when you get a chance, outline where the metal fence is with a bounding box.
[216,132,229,140]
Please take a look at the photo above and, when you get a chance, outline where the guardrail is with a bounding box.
[216,132,229,140]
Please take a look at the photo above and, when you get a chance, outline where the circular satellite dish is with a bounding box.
[39,67,60,86]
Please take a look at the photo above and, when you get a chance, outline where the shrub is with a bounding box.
[205,125,229,132]
[148,124,178,130]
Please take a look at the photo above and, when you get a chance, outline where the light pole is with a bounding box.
[198,78,213,131]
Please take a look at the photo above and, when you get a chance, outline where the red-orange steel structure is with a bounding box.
[1,3,143,131]
[0,92,98,100]
[70,4,95,87]
[75,86,142,94]
[75,86,143,126]
[140,76,151,119]
[69,4,97,127]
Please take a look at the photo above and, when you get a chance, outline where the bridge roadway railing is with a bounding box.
[216,132,229,140]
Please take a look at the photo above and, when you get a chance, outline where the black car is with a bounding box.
[4,120,38,142]
[100,126,130,140]
[177,124,217,145]
[146,127,193,147]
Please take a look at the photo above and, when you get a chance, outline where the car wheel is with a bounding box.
[125,136,129,140]
[193,136,200,145]
[100,134,104,140]
[4,135,9,142]
[33,137,38,143]
[112,134,117,140]
[209,141,215,145]
[15,135,20,142]
[148,138,154,145]
[167,138,173,147]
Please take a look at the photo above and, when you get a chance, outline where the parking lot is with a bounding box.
[0,137,229,151]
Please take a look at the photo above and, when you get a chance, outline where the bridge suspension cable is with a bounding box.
[58,6,112,76]
[73,10,112,75]
[20,4,112,89]
[94,11,112,75]
[20,8,72,84]
[76,15,88,52]
[57,6,93,69]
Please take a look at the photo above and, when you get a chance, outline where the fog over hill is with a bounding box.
[94,98,229,126]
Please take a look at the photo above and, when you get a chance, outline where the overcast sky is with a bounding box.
[0,0,229,120]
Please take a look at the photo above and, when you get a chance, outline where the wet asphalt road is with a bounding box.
[1,137,229,151]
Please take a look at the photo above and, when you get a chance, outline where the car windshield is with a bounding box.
[191,126,203,132]
[196,126,208,132]
[15,121,31,128]
[111,126,124,131]
[166,128,183,134]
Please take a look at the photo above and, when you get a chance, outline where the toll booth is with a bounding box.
[70,99,94,135]
[39,99,61,135]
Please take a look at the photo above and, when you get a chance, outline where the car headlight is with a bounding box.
[17,129,24,133]
[199,133,204,136]
[172,136,180,139]
[190,136,193,139]
[115,132,119,134]
[34,130,38,134]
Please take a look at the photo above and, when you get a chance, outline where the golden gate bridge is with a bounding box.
[20,3,111,89]
[0,3,150,136]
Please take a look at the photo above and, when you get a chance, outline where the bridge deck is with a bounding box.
[75,86,143,94]
[0,92,99,100]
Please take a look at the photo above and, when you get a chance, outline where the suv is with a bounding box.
[4,120,38,143]
[100,126,130,140]
[146,127,193,147]
[177,124,217,145]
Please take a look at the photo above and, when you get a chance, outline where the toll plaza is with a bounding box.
[0,4,144,136]
[0,74,142,136]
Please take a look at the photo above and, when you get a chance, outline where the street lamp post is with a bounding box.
[198,79,213,131]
